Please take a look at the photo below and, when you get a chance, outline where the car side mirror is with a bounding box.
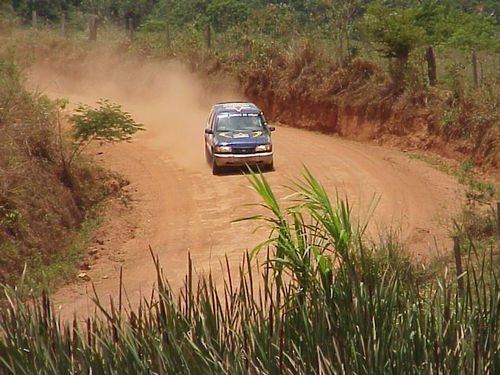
[205,128,213,134]
[268,126,275,132]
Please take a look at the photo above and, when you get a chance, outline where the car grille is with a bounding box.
[232,146,256,154]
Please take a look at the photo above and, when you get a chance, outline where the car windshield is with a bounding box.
[215,114,264,132]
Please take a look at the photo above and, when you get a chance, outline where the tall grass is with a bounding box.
[0,171,498,374]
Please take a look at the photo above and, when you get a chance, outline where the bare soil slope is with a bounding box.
[28,51,464,319]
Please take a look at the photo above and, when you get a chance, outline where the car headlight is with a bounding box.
[255,144,272,152]
[214,145,232,153]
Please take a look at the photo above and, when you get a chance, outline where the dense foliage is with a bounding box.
[6,1,500,44]
[5,1,498,86]
[4,1,498,89]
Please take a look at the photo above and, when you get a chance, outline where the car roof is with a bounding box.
[212,102,261,116]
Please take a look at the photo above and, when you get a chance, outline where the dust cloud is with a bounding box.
[28,46,242,171]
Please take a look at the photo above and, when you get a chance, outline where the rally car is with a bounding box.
[204,102,275,175]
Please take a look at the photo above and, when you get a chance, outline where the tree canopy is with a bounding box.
[6,0,499,58]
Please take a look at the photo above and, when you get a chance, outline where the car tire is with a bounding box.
[212,158,221,175]
[265,161,274,172]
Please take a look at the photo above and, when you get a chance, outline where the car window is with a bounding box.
[215,114,264,132]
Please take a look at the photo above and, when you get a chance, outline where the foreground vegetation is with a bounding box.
[0,171,498,374]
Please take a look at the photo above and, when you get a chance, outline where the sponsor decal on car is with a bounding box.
[218,131,263,138]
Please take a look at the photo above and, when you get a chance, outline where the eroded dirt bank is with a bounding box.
[239,56,499,174]
[28,50,465,319]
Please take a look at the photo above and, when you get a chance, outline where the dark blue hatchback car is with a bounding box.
[204,102,275,175]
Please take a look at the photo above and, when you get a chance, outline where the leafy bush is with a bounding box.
[68,99,144,168]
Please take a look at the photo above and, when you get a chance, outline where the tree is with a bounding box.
[445,12,499,53]
[148,0,209,28]
[70,99,144,157]
[246,3,298,37]
[360,2,425,80]
[443,11,499,86]
[11,0,68,22]
[321,0,367,65]
[59,99,144,183]
[206,0,249,32]
[80,0,157,25]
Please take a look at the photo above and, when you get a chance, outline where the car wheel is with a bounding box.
[265,161,274,172]
[212,158,221,175]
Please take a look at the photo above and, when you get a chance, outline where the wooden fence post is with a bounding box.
[471,50,479,87]
[165,20,171,49]
[496,201,500,237]
[88,16,97,42]
[128,18,134,42]
[453,236,464,297]
[205,23,211,49]
[32,10,37,30]
[61,12,66,37]
[425,45,437,86]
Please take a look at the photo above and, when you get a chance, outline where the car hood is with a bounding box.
[214,130,271,145]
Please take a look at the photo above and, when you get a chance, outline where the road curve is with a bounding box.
[27,56,464,319]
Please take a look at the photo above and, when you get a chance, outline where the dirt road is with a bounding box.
[29,52,464,318]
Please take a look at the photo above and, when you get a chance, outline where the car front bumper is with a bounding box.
[214,152,273,167]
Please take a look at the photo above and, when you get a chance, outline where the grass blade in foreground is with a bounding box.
[0,169,498,374]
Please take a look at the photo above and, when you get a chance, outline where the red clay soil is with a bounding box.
[239,57,499,175]
[28,53,465,320]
